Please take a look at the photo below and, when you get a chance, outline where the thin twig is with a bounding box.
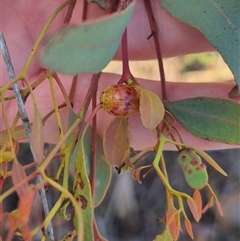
[118,28,134,84]
[143,0,167,100]
[63,0,77,25]
[0,30,55,240]
[90,88,97,201]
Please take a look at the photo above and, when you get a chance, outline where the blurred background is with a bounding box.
[1,52,239,241]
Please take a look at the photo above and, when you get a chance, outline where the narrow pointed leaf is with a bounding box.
[135,85,165,129]
[215,199,224,216]
[72,138,93,241]
[11,160,28,197]
[166,207,180,241]
[83,127,111,207]
[159,0,240,92]
[193,189,202,220]
[184,219,194,239]
[187,197,201,222]
[165,98,240,145]
[30,107,44,164]
[39,2,135,75]
[103,117,130,165]
[191,146,227,176]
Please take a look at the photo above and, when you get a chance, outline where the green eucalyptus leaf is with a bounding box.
[69,109,111,207]
[72,137,93,240]
[134,84,165,129]
[153,229,173,241]
[177,148,208,189]
[158,0,240,93]
[83,127,112,207]
[103,117,130,166]
[39,2,135,75]
[87,0,111,10]
[165,97,240,145]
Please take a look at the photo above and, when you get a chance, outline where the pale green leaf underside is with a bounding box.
[159,0,240,91]
[165,97,240,145]
[39,2,135,75]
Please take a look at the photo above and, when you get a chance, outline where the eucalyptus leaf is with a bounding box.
[177,148,208,189]
[83,127,112,207]
[158,0,240,93]
[72,138,93,241]
[103,117,130,166]
[165,97,240,145]
[69,115,111,207]
[39,2,135,75]
[153,229,173,241]
[87,0,111,10]
[134,84,165,129]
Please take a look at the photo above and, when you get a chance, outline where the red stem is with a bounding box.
[63,0,77,25]
[118,28,134,84]
[143,0,167,100]
[82,0,88,21]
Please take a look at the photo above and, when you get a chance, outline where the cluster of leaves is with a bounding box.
[0,1,239,241]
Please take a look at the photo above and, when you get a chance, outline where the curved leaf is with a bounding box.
[177,148,208,189]
[83,127,112,207]
[165,97,240,145]
[159,0,240,93]
[39,2,135,75]
[134,84,165,129]
[103,117,130,166]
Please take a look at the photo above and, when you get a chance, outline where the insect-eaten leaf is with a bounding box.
[72,138,93,241]
[177,148,208,189]
[159,0,240,93]
[39,2,135,75]
[165,97,240,145]
[133,84,164,129]
[103,117,130,166]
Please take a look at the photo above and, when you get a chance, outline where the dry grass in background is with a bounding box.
[103,52,234,83]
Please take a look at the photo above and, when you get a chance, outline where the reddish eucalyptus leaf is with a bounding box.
[30,108,44,164]
[215,199,223,216]
[103,117,130,165]
[187,197,201,222]
[18,186,36,222]
[193,189,202,220]
[135,84,165,129]
[166,206,180,241]
[184,219,194,239]
[6,187,35,241]
[11,160,28,197]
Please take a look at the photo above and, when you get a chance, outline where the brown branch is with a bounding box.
[143,0,167,100]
